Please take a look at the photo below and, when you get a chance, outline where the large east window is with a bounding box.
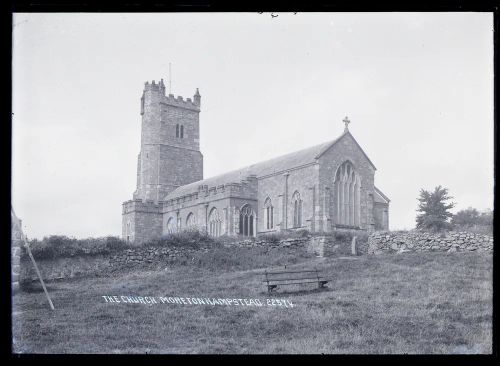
[334,161,361,227]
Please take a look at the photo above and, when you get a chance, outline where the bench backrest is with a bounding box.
[264,269,323,283]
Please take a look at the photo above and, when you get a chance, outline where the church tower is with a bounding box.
[122,79,203,244]
[134,79,203,201]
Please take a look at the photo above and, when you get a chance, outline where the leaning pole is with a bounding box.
[11,207,54,310]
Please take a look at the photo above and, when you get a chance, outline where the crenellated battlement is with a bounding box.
[161,92,200,111]
[143,79,200,111]
[144,80,161,92]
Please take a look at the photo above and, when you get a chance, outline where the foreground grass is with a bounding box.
[12,251,492,354]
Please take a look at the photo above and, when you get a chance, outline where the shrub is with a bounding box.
[256,229,312,245]
[259,232,286,244]
[333,231,353,243]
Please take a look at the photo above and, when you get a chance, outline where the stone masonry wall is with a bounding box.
[368,230,493,254]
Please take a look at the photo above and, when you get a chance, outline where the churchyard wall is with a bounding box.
[368,230,493,254]
[19,232,366,284]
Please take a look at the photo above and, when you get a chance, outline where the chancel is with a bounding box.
[122,80,390,244]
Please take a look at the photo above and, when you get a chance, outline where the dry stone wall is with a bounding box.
[368,231,493,254]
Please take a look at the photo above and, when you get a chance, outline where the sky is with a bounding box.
[12,12,494,239]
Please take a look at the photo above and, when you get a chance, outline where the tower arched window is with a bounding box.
[180,125,184,138]
[263,198,274,230]
[208,208,222,237]
[292,191,302,228]
[186,212,196,229]
[166,217,176,234]
[239,204,255,236]
[176,124,179,138]
[334,161,361,227]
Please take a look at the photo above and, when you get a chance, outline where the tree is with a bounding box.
[477,209,493,227]
[451,207,493,234]
[451,207,480,228]
[416,185,455,232]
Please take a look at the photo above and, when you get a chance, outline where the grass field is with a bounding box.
[12,251,492,354]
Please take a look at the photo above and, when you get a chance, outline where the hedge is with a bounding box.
[23,235,132,260]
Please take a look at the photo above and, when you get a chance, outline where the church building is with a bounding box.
[122,79,390,244]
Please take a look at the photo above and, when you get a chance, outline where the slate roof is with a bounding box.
[164,131,376,200]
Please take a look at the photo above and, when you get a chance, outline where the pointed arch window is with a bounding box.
[292,191,302,228]
[166,217,176,234]
[239,204,255,236]
[208,208,222,237]
[334,161,361,227]
[186,212,196,229]
[263,198,274,230]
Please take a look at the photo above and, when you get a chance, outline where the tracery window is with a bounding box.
[292,191,302,228]
[239,204,255,236]
[334,161,361,227]
[263,198,274,230]
[208,208,222,237]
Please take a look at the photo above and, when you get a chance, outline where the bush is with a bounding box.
[23,235,131,260]
[333,231,353,243]
[257,229,311,244]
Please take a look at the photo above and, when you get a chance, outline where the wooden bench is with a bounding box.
[263,268,330,293]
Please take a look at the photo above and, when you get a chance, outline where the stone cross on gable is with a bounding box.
[343,116,350,132]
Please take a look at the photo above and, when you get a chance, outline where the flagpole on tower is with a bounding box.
[169,62,172,94]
